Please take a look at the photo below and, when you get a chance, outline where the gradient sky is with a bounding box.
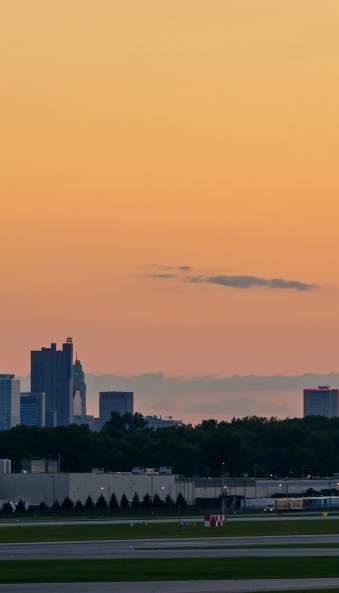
[2,2,339,419]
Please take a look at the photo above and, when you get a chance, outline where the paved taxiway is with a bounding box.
[2,578,339,593]
[2,534,339,559]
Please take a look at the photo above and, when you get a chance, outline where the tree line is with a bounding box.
[1,492,187,515]
[1,413,339,477]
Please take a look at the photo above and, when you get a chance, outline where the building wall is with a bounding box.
[0,375,20,431]
[303,387,339,418]
[31,339,73,427]
[1,474,338,507]
[0,473,70,506]
[20,392,45,427]
[0,473,190,506]
[99,392,134,422]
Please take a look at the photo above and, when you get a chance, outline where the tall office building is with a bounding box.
[0,375,20,431]
[99,391,134,423]
[20,392,46,427]
[31,338,73,427]
[73,357,86,418]
[303,386,339,418]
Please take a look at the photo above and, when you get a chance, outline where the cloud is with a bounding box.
[19,371,339,422]
[150,273,176,279]
[178,266,192,272]
[188,275,316,291]
[151,270,317,292]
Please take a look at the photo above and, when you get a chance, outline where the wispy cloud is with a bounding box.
[151,273,176,279]
[188,275,317,292]
[150,267,317,292]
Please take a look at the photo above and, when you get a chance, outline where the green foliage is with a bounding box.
[84,496,95,510]
[61,497,74,511]
[120,494,129,509]
[96,495,108,511]
[74,500,83,512]
[152,493,163,509]
[176,493,186,508]
[15,500,26,513]
[142,493,152,508]
[109,493,119,511]
[131,492,140,510]
[3,415,339,477]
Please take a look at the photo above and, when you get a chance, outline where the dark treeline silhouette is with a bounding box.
[0,492,184,515]
[1,413,339,477]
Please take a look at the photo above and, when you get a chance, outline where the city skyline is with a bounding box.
[2,2,339,422]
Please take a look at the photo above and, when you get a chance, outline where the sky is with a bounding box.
[2,2,339,420]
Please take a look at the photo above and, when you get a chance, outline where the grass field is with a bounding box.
[1,519,339,543]
[1,557,339,583]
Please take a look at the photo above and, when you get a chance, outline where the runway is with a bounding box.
[2,534,339,560]
[2,578,339,593]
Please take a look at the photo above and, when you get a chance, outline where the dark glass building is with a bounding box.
[303,385,339,418]
[99,391,134,424]
[73,357,86,418]
[20,392,46,427]
[31,338,73,427]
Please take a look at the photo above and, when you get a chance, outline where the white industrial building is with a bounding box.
[0,472,193,507]
[0,471,338,508]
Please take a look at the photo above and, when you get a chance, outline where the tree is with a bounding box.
[1,502,13,514]
[15,500,26,513]
[109,493,119,512]
[39,501,48,512]
[152,493,163,509]
[61,497,74,511]
[142,493,152,509]
[74,500,84,512]
[51,500,61,512]
[96,494,108,511]
[103,412,147,434]
[176,493,186,508]
[164,494,174,510]
[120,494,129,510]
[131,492,140,510]
[84,496,95,511]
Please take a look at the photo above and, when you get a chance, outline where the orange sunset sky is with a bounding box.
[1,2,339,418]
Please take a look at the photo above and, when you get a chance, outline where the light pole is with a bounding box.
[221,461,227,517]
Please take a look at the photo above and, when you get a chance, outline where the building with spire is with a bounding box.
[73,356,86,419]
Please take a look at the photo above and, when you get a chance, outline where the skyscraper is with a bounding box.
[73,357,86,418]
[99,391,134,424]
[0,375,20,431]
[31,338,73,427]
[303,385,339,418]
[20,392,46,427]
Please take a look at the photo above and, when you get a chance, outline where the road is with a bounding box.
[1,514,339,527]
[2,534,339,559]
[2,578,339,593]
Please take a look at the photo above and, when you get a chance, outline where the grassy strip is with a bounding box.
[2,557,339,583]
[1,519,339,543]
